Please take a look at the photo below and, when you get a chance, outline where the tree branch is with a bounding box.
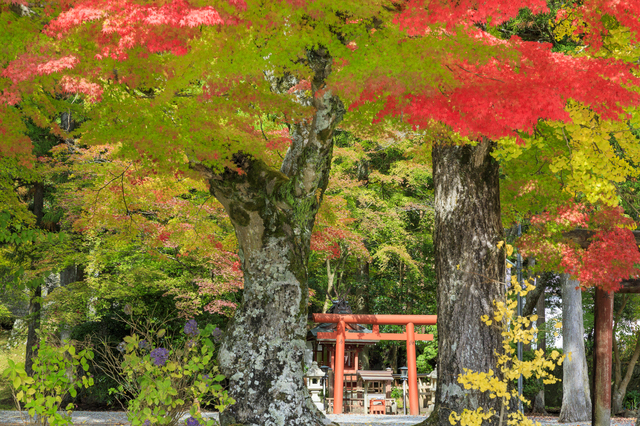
[522,278,545,318]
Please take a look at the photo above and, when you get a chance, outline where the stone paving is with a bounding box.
[0,411,637,426]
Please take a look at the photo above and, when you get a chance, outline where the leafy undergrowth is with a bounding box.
[0,329,24,410]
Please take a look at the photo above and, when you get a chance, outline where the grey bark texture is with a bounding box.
[193,48,343,426]
[418,139,506,426]
[559,274,592,422]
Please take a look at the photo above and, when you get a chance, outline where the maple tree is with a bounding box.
[307,133,437,371]
[3,0,640,425]
[59,144,244,318]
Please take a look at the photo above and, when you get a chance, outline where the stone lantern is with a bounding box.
[305,361,325,411]
[426,367,437,412]
[427,368,437,392]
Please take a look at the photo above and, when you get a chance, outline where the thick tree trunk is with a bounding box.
[194,48,344,426]
[559,275,591,422]
[531,287,547,415]
[419,139,506,426]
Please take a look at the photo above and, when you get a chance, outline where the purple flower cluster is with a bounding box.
[138,340,151,350]
[186,417,201,426]
[211,327,222,343]
[183,319,199,337]
[149,347,170,366]
[117,342,126,353]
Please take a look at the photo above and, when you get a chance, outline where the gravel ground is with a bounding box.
[0,411,218,425]
[0,411,637,426]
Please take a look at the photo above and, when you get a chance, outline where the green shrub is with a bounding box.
[96,307,232,426]
[1,334,94,426]
[390,386,402,399]
[70,319,130,408]
[624,390,640,410]
[0,304,14,330]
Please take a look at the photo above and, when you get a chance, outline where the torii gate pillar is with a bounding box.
[406,322,419,415]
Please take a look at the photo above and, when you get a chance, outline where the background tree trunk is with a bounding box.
[198,47,344,426]
[24,284,41,377]
[420,138,506,426]
[355,261,370,369]
[383,344,399,374]
[611,294,640,415]
[612,331,640,415]
[25,181,44,377]
[323,259,337,313]
[559,274,591,422]
[531,288,547,414]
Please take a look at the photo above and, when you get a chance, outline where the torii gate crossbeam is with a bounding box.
[312,314,437,416]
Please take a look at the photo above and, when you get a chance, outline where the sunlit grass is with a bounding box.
[0,329,24,411]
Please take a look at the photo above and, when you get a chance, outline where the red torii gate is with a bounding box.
[312,313,437,415]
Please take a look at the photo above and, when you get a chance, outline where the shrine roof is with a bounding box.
[307,322,375,344]
[357,370,394,382]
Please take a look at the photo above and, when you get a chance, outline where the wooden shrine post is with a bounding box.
[334,319,346,415]
[593,288,613,426]
[312,314,437,415]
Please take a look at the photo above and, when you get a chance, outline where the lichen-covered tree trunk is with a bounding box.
[559,274,591,422]
[194,48,343,426]
[419,139,506,426]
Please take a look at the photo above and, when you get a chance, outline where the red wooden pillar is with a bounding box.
[406,322,419,415]
[593,288,613,426]
[333,319,346,414]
